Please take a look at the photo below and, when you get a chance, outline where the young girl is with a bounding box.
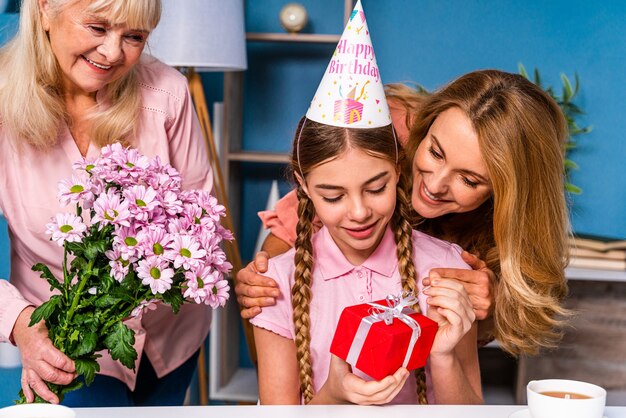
[249,117,482,405]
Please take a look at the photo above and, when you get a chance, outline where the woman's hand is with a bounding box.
[11,307,76,404]
[426,251,495,320]
[423,273,476,356]
[234,251,281,319]
[313,355,409,405]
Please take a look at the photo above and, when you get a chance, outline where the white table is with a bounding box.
[74,404,626,418]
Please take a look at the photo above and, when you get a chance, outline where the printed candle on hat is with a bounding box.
[306,0,390,129]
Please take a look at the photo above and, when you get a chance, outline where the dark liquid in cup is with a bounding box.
[540,391,592,399]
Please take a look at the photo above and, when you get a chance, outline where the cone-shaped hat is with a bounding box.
[306,0,390,128]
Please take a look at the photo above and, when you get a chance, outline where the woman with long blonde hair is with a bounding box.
[406,69,570,354]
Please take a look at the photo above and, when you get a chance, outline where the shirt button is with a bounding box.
[358,295,365,302]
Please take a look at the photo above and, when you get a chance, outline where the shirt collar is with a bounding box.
[314,225,398,281]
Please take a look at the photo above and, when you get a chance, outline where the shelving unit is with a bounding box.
[210,1,355,403]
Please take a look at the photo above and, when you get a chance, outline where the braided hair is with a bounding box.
[290,117,426,403]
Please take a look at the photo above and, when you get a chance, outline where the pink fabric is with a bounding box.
[0,56,213,390]
[258,190,323,247]
[250,226,470,404]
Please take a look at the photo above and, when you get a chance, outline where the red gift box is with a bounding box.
[330,295,438,380]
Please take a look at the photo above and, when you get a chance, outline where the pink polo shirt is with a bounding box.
[250,225,470,404]
[0,56,213,390]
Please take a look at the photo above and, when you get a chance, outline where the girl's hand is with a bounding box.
[11,307,76,404]
[423,273,476,356]
[316,355,409,405]
[234,251,281,319]
[426,251,495,320]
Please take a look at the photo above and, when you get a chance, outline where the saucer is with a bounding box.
[508,409,606,418]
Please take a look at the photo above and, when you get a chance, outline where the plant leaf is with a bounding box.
[74,357,100,386]
[566,183,582,194]
[162,288,184,314]
[73,332,98,357]
[94,294,123,308]
[104,322,137,370]
[518,63,528,79]
[561,73,573,102]
[32,263,63,292]
[29,295,62,326]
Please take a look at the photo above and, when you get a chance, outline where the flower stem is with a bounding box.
[66,259,94,324]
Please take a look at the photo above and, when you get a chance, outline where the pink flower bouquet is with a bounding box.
[18,144,232,403]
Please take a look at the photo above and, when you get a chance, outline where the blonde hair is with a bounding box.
[291,118,428,404]
[384,82,429,133]
[406,69,570,356]
[0,0,161,148]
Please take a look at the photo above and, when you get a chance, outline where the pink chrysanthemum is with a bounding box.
[168,235,206,270]
[137,257,174,294]
[105,248,132,282]
[130,299,159,318]
[123,185,159,223]
[205,279,230,309]
[46,213,87,246]
[137,226,172,258]
[92,189,131,228]
[57,173,94,207]
[113,227,142,261]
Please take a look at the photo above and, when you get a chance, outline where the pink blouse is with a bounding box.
[250,226,470,404]
[0,56,213,390]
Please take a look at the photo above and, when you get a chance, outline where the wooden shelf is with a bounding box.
[228,151,290,164]
[246,32,340,44]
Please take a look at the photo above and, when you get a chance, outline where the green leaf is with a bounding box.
[59,378,84,395]
[74,357,100,386]
[84,240,108,261]
[94,294,123,308]
[533,68,542,87]
[561,73,573,102]
[518,63,528,79]
[104,322,137,370]
[65,241,84,255]
[162,288,184,314]
[29,295,62,326]
[73,332,98,357]
[566,183,582,194]
[564,159,579,170]
[32,263,62,292]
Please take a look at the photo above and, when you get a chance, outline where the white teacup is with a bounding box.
[527,379,606,418]
[0,403,75,418]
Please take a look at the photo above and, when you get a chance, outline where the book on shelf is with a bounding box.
[569,246,626,261]
[568,233,626,252]
[568,256,626,271]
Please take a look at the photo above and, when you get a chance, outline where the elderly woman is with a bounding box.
[0,0,212,407]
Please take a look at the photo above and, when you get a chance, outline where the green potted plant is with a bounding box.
[519,64,592,194]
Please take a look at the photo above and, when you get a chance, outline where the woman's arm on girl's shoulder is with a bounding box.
[254,326,302,404]
[235,234,290,319]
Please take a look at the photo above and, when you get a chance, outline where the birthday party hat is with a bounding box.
[306,0,390,128]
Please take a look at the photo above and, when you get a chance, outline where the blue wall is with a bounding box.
[236,0,626,262]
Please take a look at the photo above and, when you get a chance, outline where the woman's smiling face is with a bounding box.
[40,0,149,97]
[411,106,493,218]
